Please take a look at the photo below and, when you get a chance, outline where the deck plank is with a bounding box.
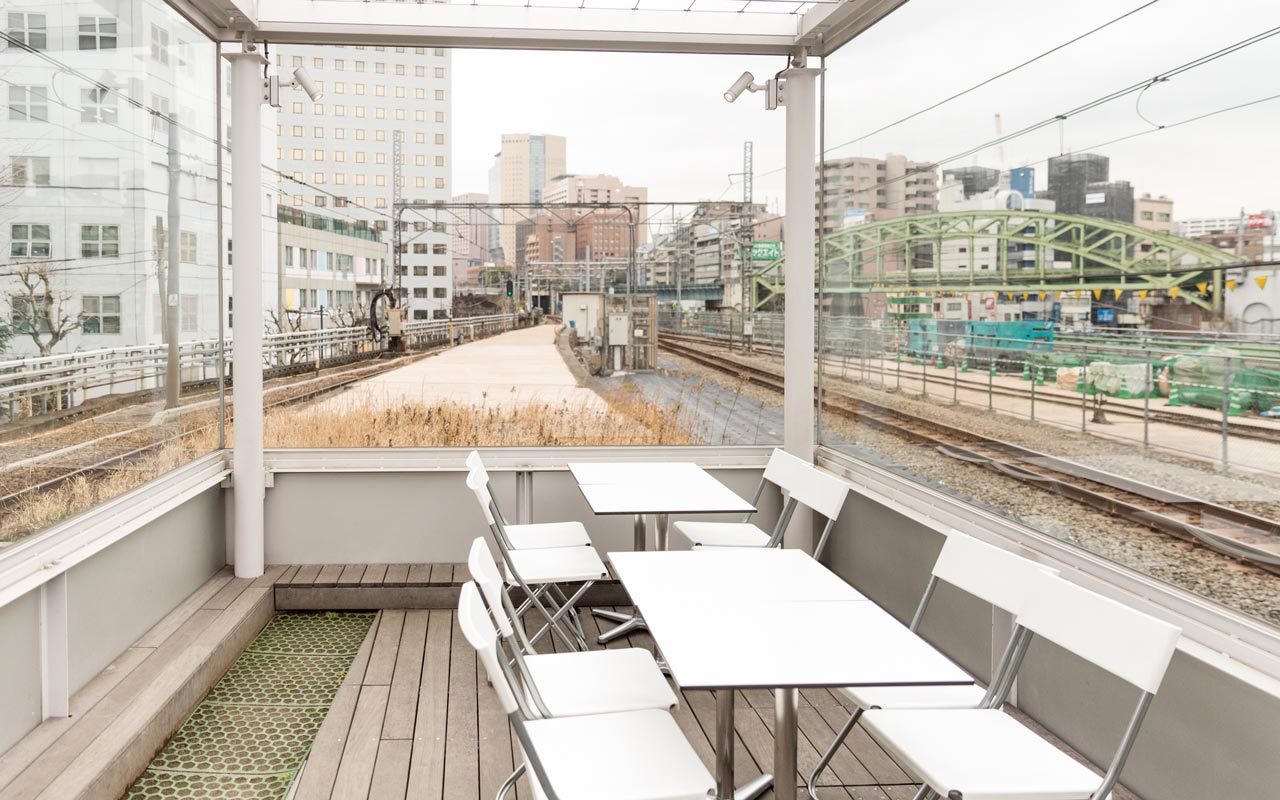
[330,684,391,800]
[367,739,412,800]
[441,611,479,799]
[405,610,451,800]
[452,563,472,584]
[316,564,345,585]
[294,684,361,800]
[362,565,390,585]
[383,611,428,740]
[338,565,368,585]
[292,564,323,585]
[427,564,453,585]
[365,611,406,687]
[384,565,410,584]
[406,565,433,584]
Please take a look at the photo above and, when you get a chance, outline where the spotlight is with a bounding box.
[723,71,759,103]
[292,67,323,101]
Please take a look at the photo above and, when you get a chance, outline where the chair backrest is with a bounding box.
[467,538,514,638]
[466,450,486,474]
[770,450,849,521]
[459,582,519,714]
[932,531,1059,616]
[1017,575,1180,695]
[466,469,496,525]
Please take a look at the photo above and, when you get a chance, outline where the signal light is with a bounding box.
[505,279,513,298]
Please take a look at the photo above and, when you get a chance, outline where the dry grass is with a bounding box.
[260,384,700,448]
[2,385,699,542]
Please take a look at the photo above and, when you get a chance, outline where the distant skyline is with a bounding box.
[452,0,1279,221]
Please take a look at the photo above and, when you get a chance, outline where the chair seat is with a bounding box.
[504,546,607,585]
[862,708,1102,800]
[524,709,713,800]
[840,682,987,711]
[525,648,678,717]
[671,520,771,549]
[505,521,593,549]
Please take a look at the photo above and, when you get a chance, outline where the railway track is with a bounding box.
[660,336,1280,575]
[660,331,1280,445]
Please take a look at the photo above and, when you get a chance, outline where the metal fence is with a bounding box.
[0,313,516,425]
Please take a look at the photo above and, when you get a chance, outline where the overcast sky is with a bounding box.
[451,0,1279,222]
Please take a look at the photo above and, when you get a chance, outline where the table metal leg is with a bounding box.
[657,513,669,552]
[774,688,799,800]
[593,513,651,644]
[710,689,773,800]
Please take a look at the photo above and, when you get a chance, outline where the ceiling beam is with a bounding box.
[797,0,912,56]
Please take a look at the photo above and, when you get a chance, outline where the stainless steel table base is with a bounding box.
[774,688,799,800]
[712,690,774,800]
[593,513,669,644]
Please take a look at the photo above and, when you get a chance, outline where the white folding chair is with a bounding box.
[459,582,714,800]
[466,470,605,652]
[467,538,677,719]
[466,450,593,549]
[671,449,850,558]
[807,531,1059,799]
[861,574,1181,800]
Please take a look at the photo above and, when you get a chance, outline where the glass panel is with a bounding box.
[257,48,784,449]
[0,0,222,546]
[818,0,1280,628]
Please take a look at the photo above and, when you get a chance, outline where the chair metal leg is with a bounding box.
[497,762,525,800]
[595,613,646,644]
[805,707,863,800]
[590,608,631,623]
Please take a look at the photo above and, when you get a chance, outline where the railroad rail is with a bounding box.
[659,336,1280,575]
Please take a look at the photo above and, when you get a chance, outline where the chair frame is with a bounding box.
[466,469,594,652]
[807,532,1055,800]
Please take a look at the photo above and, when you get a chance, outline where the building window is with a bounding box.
[150,24,169,63]
[9,155,50,186]
[151,94,171,138]
[7,12,47,50]
[434,67,447,79]
[80,225,119,257]
[413,288,429,299]
[413,266,429,276]
[1140,211,1153,221]
[413,243,428,254]
[8,86,48,121]
[181,294,198,333]
[434,111,445,123]
[433,244,447,255]
[432,288,447,298]
[10,223,51,258]
[434,178,446,189]
[434,89,446,101]
[433,265,447,277]
[82,295,121,334]
[284,245,294,267]
[180,231,197,262]
[79,17,116,49]
[80,87,118,123]
[435,134,445,145]
[413,310,430,320]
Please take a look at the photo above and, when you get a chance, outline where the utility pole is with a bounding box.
[165,114,181,409]
[392,130,404,303]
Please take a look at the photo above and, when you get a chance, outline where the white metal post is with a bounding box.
[227,48,267,578]
[39,573,69,719]
[782,61,820,553]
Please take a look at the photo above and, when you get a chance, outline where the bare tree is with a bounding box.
[6,261,84,356]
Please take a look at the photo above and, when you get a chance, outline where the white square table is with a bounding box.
[611,549,973,800]
[568,462,756,643]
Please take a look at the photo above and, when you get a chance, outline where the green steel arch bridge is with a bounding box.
[752,210,1237,312]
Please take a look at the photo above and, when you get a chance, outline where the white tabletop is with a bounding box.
[640,600,973,690]
[609,549,865,604]
[579,482,756,515]
[568,461,710,486]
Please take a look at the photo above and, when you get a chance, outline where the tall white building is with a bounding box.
[273,43,453,320]
[0,1,236,357]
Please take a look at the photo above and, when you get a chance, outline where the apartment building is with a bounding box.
[449,192,489,287]
[817,153,938,235]
[0,2,247,356]
[273,42,453,320]
[277,206,388,328]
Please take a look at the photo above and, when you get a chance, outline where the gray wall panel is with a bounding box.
[822,484,1280,800]
[67,485,225,693]
[0,591,41,754]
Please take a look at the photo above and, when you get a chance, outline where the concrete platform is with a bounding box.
[318,325,607,412]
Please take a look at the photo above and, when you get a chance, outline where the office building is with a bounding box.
[817,154,938,236]
[277,206,387,328]
[492,134,566,268]
[450,192,490,287]
[273,43,454,320]
[1041,153,1134,222]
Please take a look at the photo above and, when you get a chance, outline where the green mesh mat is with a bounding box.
[124,612,374,800]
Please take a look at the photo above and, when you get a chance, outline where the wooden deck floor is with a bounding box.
[297,605,930,800]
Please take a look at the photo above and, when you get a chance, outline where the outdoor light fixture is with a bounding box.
[723,70,782,110]
[265,66,324,108]
[291,67,323,101]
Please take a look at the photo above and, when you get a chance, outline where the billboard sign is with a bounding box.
[1085,192,1107,205]
[1247,213,1275,231]
[751,241,782,261]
